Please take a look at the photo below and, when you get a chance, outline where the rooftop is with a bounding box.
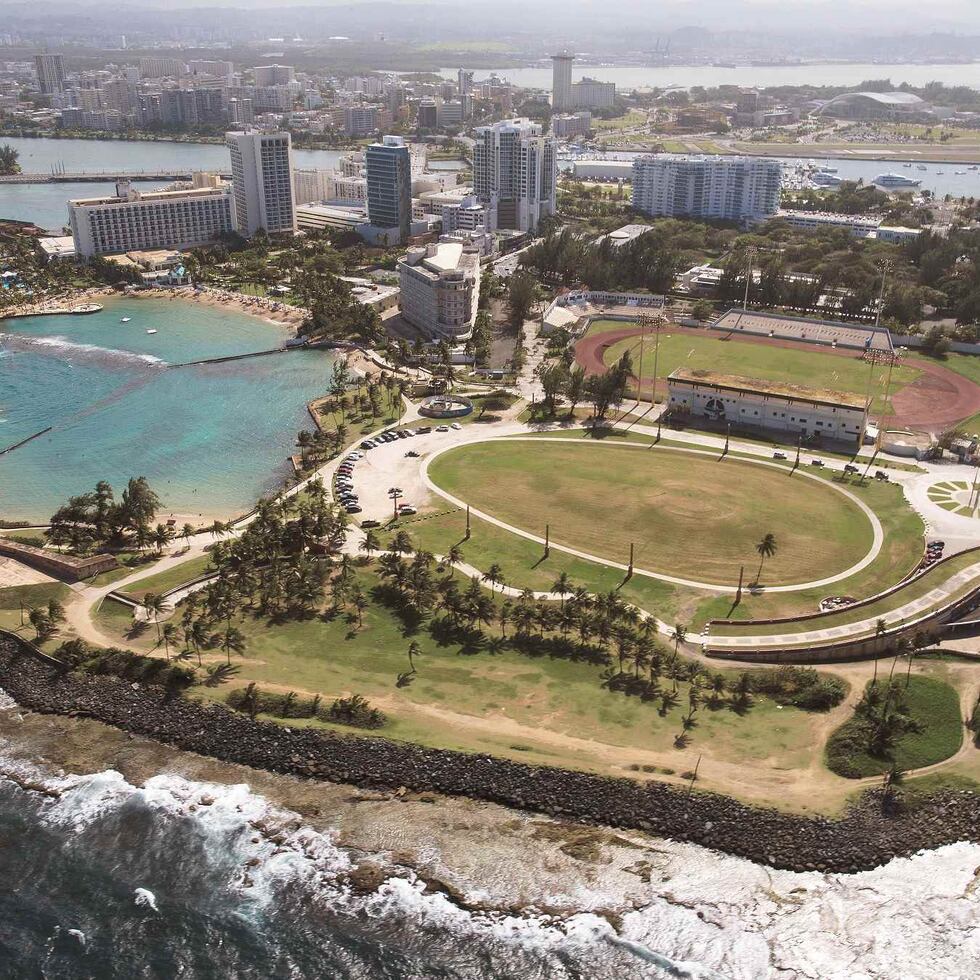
[669,367,867,410]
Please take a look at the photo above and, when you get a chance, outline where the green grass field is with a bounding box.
[826,674,963,777]
[594,321,921,413]
[118,553,215,599]
[428,440,875,586]
[89,562,828,792]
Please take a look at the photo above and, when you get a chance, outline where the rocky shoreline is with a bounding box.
[1,634,977,874]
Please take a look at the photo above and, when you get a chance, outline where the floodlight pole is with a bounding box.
[544,522,550,558]
[650,314,664,412]
[874,259,892,329]
[736,565,744,605]
[465,503,471,540]
[627,542,634,580]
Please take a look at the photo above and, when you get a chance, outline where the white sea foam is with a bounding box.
[133,888,158,912]
[8,334,166,367]
[0,747,978,978]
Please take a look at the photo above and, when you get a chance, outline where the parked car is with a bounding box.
[416,426,431,434]
[345,505,362,514]
[772,451,787,460]
[398,505,417,515]
[397,430,409,439]
[360,440,375,450]
[436,425,450,432]
[874,470,889,481]
[361,519,381,529]
[843,464,859,474]
[809,458,825,467]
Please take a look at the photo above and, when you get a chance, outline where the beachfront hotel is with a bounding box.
[397,241,481,342]
[68,181,234,258]
[226,130,297,237]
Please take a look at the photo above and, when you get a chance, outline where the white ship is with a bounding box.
[873,173,921,188]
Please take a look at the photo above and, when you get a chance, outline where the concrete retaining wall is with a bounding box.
[0,538,117,582]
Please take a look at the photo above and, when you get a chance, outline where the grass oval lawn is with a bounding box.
[428,441,875,586]
[596,323,920,413]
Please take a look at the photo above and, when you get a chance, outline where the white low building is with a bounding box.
[398,241,481,341]
[666,368,867,442]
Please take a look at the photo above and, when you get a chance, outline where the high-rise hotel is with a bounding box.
[226,130,296,237]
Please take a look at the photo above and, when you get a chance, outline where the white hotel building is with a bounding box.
[632,155,781,222]
[69,182,234,258]
[398,241,481,342]
[666,368,867,442]
[226,130,296,237]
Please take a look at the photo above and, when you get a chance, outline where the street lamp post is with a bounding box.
[388,486,402,520]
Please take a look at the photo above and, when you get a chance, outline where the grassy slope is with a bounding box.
[595,322,920,413]
[87,564,825,783]
[826,674,963,777]
[118,553,215,598]
[428,440,874,586]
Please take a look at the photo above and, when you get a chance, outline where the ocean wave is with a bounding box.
[0,734,978,978]
[2,334,166,367]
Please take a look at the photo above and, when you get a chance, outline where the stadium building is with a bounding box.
[666,369,868,442]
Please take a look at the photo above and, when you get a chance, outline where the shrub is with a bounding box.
[7,534,47,549]
[749,666,847,711]
[320,693,387,729]
[60,642,195,690]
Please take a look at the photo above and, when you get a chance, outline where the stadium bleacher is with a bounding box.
[710,309,893,353]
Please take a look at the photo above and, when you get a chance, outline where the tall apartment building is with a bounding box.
[365,135,412,244]
[551,52,574,111]
[137,88,226,128]
[253,64,295,86]
[292,168,335,205]
[228,97,254,125]
[343,104,389,137]
[472,118,557,233]
[552,111,592,138]
[570,78,616,109]
[631,155,781,222]
[69,181,233,257]
[226,131,296,237]
[138,57,185,79]
[457,68,474,118]
[34,53,66,95]
[398,241,481,341]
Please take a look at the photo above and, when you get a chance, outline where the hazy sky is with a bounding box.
[10,0,980,36]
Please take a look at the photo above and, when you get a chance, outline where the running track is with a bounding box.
[575,323,980,431]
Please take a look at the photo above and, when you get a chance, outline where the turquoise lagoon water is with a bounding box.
[0,297,333,523]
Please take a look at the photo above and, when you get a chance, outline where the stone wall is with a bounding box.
[0,632,976,874]
[0,539,117,582]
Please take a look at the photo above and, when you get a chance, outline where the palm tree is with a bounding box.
[143,592,167,642]
[499,600,513,638]
[188,619,210,666]
[161,623,180,663]
[220,625,247,665]
[181,523,196,549]
[552,571,572,608]
[447,544,464,576]
[483,562,504,593]
[754,533,778,584]
[873,619,887,686]
[360,529,381,557]
[407,640,421,673]
[351,587,368,628]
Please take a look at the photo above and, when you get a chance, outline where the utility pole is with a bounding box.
[388,486,402,520]
[735,565,744,605]
[544,523,550,559]
[465,503,471,540]
[724,422,731,456]
[627,542,634,580]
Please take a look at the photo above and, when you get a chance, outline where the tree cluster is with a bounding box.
[47,477,162,553]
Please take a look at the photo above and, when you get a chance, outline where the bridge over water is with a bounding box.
[0,170,232,184]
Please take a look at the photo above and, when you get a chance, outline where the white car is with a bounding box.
[436,425,450,432]
[450,422,462,430]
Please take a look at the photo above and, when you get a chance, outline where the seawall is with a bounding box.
[0,632,976,874]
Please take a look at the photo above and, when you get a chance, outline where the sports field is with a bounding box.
[589,320,920,412]
[428,441,876,586]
